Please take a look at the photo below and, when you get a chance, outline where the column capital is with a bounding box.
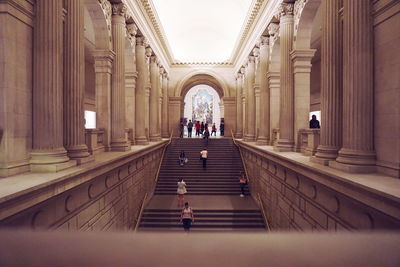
[260,36,270,47]
[150,55,157,64]
[162,72,168,79]
[248,55,255,63]
[268,22,280,36]
[145,47,153,57]
[136,36,147,46]
[93,50,115,73]
[252,47,260,57]
[160,66,165,74]
[276,2,294,20]
[290,49,316,73]
[240,67,245,74]
[126,23,137,37]
[112,3,126,17]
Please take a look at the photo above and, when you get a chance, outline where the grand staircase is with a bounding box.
[139,138,266,231]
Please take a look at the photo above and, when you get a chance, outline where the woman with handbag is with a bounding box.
[177,179,187,207]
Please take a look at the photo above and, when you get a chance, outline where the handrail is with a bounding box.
[134,192,147,232]
[154,130,173,182]
[231,129,250,182]
[257,193,271,231]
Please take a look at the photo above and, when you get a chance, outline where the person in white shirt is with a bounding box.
[177,179,187,208]
[180,202,194,232]
[200,148,208,169]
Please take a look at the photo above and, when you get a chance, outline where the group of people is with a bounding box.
[176,170,248,232]
[180,120,225,138]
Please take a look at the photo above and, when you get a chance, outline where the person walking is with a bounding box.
[211,123,217,136]
[187,120,193,138]
[200,122,205,135]
[239,172,247,197]
[200,148,208,169]
[180,202,194,232]
[195,121,201,137]
[220,121,225,136]
[179,122,184,138]
[203,128,210,146]
[177,179,187,208]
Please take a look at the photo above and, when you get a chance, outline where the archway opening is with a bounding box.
[183,85,222,136]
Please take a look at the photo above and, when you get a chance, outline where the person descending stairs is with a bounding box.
[139,138,266,231]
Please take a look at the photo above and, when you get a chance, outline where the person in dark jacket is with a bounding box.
[219,122,225,136]
[200,122,205,135]
[187,120,193,138]
[309,115,320,129]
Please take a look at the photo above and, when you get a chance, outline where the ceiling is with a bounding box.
[151,0,253,63]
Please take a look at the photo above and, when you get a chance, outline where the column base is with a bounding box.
[74,155,95,165]
[274,139,294,152]
[310,156,331,166]
[329,160,376,173]
[243,135,255,142]
[149,134,161,142]
[110,139,130,151]
[256,137,269,145]
[312,145,340,165]
[66,144,91,159]
[31,160,77,173]
[0,160,31,177]
[135,136,149,145]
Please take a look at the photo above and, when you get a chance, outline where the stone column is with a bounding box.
[257,36,270,145]
[94,50,114,151]
[150,52,161,141]
[149,54,161,141]
[110,3,129,151]
[63,0,93,164]
[242,65,248,138]
[145,46,152,141]
[313,0,342,165]
[235,72,244,138]
[125,23,138,145]
[158,66,163,138]
[253,47,261,142]
[161,72,169,137]
[30,0,76,172]
[275,2,295,151]
[244,56,256,142]
[330,0,375,172]
[267,72,280,145]
[291,49,316,151]
[135,37,149,145]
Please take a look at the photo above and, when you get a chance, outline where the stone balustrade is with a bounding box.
[85,129,106,155]
[298,129,320,156]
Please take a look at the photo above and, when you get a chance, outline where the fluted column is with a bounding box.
[149,54,161,141]
[244,56,256,142]
[125,23,138,145]
[313,0,342,165]
[275,2,295,151]
[145,47,152,141]
[268,72,280,145]
[110,3,129,151]
[253,48,261,142]
[158,66,164,138]
[63,0,93,164]
[330,0,375,172]
[31,0,75,172]
[235,72,244,138]
[257,36,270,145]
[242,65,248,138]
[135,37,149,145]
[161,72,169,137]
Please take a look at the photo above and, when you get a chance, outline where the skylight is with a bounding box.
[151,0,253,63]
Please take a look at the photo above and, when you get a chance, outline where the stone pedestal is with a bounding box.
[110,3,129,151]
[313,0,343,165]
[63,0,93,164]
[330,0,376,173]
[275,2,295,152]
[135,37,149,145]
[256,36,270,145]
[31,0,76,172]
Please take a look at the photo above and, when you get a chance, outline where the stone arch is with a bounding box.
[175,70,229,98]
[294,0,322,49]
[84,0,111,50]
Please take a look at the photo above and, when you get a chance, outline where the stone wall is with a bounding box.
[238,141,400,231]
[0,144,165,231]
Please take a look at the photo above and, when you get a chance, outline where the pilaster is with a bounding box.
[161,72,169,137]
[235,72,244,138]
[244,56,256,142]
[149,54,161,141]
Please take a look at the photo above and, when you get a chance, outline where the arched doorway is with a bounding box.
[183,85,222,136]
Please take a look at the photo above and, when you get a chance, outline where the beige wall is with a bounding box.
[373,2,400,177]
[0,1,33,177]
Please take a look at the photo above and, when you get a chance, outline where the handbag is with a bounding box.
[184,158,189,163]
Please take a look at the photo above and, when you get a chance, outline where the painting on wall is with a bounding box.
[192,89,213,124]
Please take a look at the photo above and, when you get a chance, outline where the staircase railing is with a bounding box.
[230,129,250,182]
[257,193,271,231]
[231,130,271,231]
[133,192,147,232]
[154,131,173,183]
